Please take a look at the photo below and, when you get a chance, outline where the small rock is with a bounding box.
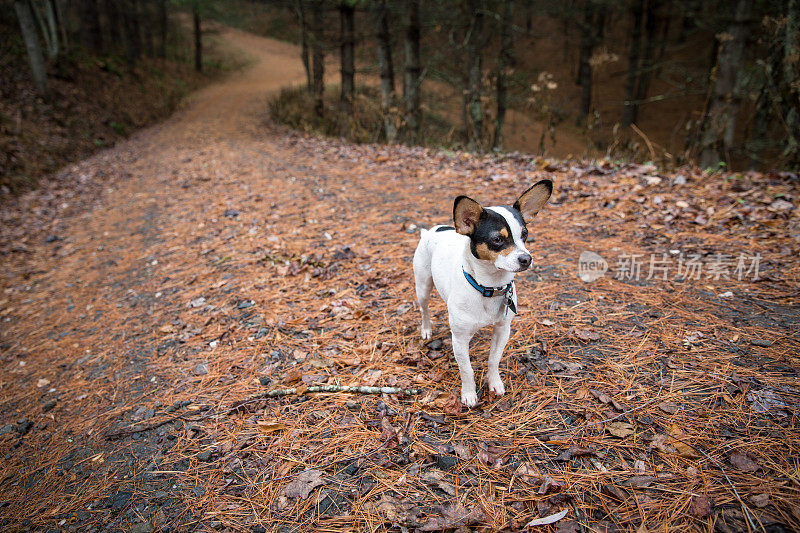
[111,491,132,511]
[259,376,271,386]
[769,199,794,211]
[211,521,223,529]
[132,522,152,533]
[237,300,255,309]
[45,235,60,243]
[194,363,209,376]
[192,486,206,497]
[16,419,33,435]
[345,400,359,410]
[672,174,687,185]
[251,527,266,533]
[223,209,240,218]
[42,399,57,413]
[750,339,773,347]
[152,491,169,504]
[188,297,206,308]
[143,409,155,420]
[197,450,213,462]
[435,455,458,471]
[0,425,13,436]
[375,401,396,417]
[426,339,444,350]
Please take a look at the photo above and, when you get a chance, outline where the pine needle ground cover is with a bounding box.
[1,27,799,533]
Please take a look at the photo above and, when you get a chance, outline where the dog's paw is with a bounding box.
[420,325,432,340]
[487,374,506,396]
[461,388,478,408]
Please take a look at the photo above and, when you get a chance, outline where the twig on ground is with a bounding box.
[251,385,419,400]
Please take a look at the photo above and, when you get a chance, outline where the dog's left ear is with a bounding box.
[514,179,553,221]
[453,195,484,235]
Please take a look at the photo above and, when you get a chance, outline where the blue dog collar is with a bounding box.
[462,268,514,298]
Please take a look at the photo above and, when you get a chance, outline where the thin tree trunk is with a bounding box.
[79,0,102,53]
[311,0,325,118]
[632,0,661,122]
[31,0,56,59]
[403,0,421,143]
[697,0,753,168]
[622,0,643,126]
[142,0,154,57]
[104,0,121,52]
[14,0,49,97]
[193,1,202,72]
[53,0,68,50]
[157,0,167,58]
[297,0,312,92]
[653,0,672,76]
[493,0,514,149]
[375,0,397,143]
[122,0,142,63]
[339,1,355,126]
[466,0,484,150]
[577,0,606,120]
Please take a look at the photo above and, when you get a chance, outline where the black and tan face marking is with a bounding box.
[469,209,519,261]
[452,180,552,272]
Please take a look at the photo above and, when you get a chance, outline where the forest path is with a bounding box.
[1,21,798,533]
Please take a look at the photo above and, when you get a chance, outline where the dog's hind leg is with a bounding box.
[413,239,434,340]
[414,270,433,340]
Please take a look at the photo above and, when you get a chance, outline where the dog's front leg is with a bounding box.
[487,320,512,396]
[450,324,478,407]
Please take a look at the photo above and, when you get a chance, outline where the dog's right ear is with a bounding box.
[453,196,484,235]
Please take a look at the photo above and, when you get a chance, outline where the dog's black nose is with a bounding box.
[518,255,531,268]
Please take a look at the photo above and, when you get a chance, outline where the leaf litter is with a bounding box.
[0,29,799,533]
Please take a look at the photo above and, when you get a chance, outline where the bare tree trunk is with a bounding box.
[122,0,142,63]
[697,0,753,168]
[44,0,59,57]
[53,0,68,50]
[374,0,397,143]
[157,0,167,58]
[653,0,672,76]
[193,1,202,72]
[297,0,312,91]
[466,0,484,151]
[339,1,355,126]
[311,0,325,118]
[14,0,49,97]
[79,0,102,53]
[577,0,606,120]
[31,0,57,59]
[142,0,154,57]
[622,0,643,126]
[104,0,121,51]
[403,0,421,143]
[632,0,661,122]
[493,0,514,149]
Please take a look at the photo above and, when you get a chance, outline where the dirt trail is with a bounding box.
[1,22,798,533]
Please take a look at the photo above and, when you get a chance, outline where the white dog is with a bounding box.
[413,180,553,406]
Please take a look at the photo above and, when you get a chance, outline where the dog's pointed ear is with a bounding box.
[453,196,484,235]
[514,179,553,221]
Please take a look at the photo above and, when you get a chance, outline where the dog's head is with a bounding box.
[453,180,553,272]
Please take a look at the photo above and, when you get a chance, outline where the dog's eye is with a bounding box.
[492,235,504,245]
